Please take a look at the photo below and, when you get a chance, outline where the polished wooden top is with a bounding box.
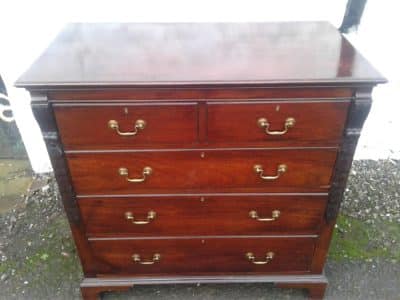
[16,22,385,88]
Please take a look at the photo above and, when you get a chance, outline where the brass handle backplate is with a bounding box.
[253,164,287,181]
[246,252,275,265]
[125,211,156,224]
[132,253,161,265]
[249,210,280,222]
[108,119,146,136]
[257,117,295,135]
[119,166,152,183]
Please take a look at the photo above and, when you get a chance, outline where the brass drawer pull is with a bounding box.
[253,164,287,180]
[118,166,152,183]
[257,117,295,135]
[132,253,161,265]
[249,210,280,222]
[108,119,146,136]
[246,252,274,265]
[125,211,156,224]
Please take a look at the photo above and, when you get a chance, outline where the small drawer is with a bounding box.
[53,103,198,150]
[207,101,349,146]
[80,195,326,237]
[67,149,337,195]
[89,237,316,275]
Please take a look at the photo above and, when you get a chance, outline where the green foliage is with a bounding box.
[329,214,400,261]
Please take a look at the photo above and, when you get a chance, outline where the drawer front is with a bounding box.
[80,195,326,237]
[89,237,316,275]
[67,149,336,195]
[207,101,349,146]
[53,103,198,150]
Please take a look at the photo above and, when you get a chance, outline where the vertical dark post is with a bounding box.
[339,0,368,33]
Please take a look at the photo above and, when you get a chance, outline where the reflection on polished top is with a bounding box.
[16,22,386,87]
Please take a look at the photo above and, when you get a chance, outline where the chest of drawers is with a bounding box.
[16,23,385,299]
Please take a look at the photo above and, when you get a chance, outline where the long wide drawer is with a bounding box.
[207,100,349,147]
[67,149,337,195]
[80,195,326,237]
[53,103,198,150]
[89,237,316,275]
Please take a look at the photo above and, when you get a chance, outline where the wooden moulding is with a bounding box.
[30,91,112,276]
[326,87,373,221]
[310,87,373,274]
[45,86,354,101]
[30,91,80,224]
[80,274,328,300]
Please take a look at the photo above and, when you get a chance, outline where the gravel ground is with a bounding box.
[342,159,400,223]
[0,159,399,300]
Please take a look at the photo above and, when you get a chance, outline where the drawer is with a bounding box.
[80,195,326,237]
[53,103,198,150]
[207,101,349,146]
[67,149,337,195]
[89,237,316,275]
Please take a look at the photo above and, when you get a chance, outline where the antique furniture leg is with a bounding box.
[276,282,327,300]
[80,283,132,300]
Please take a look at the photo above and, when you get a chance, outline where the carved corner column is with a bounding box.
[311,87,373,274]
[30,91,110,277]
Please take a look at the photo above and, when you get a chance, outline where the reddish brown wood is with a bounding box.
[79,195,327,237]
[88,237,316,275]
[80,274,328,299]
[198,101,208,143]
[53,99,350,149]
[47,87,353,101]
[82,274,327,285]
[310,90,375,275]
[80,285,131,300]
[207,101,349,146]
[67,149,337,195]
[30,93,112,277]
[326,88,373,221]
[276,282,327,300]
[19,23,386,300]
[53,103,199,150]
[311,219,336,274]
[15,23,385,88]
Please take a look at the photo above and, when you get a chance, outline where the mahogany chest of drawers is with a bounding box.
[16,23,385,299]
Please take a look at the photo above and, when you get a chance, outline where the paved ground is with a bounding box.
[0,159,399,299]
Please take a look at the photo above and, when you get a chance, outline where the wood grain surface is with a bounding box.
[16,23,385,88]
[54,103,198,149]
[67,149,337,195]
[89,237,316,275]
[79,195,327,237]
[207,101,349,146]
